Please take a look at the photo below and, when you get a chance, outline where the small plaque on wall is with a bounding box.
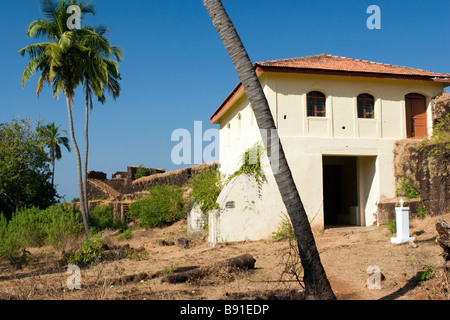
[225,201,235,209]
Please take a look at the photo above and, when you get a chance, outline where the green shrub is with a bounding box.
[128,184,187,228]
[385,219,396,234]
[0,214,24,261]
[396,179,420,200]
[118,228,132,241]
[0,205,84,262]
[7,207,49,248]
[134,166,151,180]
[89,205,125,231]
[189,169,223,212]
[68,231,106,266]
[45,205,84,249]
[272,213,295,240]
[420,265,435,281]
[417,202,427,218]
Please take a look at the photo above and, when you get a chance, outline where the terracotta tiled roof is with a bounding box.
[255,54,450,79]
[210,54,450,123]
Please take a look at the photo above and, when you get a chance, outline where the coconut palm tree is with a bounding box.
[203,0,336,300]
[76,25,122,218]
[19,0,97,236]
[37,122,71,186]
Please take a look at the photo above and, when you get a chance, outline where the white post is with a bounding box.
[391,199,415,244]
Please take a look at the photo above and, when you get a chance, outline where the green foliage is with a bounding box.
[417,202,427,218]
[68,231,106,266]
[118,228,132,241]
[189,169,223,212]
[272,213,295,240]
[65,230,106,267]
[420,265,435,281]
[419,113,450,169]
[128,184,187,228]
[124,247,149,261]
[134,166,151,180]
[396,179,420,200]
[0,119,59,218]
[81,232,105,263]
[0,205,84,263]
[0,214,23,262]
[162,262,180,277]
[89,205,126,231]
[228,143,265,183]
[385,219,396,234]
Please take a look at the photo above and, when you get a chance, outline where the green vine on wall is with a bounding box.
[227,142,265,184]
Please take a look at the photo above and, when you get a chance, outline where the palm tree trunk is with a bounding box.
[51,149,55,186]
[66,95,90,236]
[52,161,55,187]
[83,87,90,220]
[203,0,336,300]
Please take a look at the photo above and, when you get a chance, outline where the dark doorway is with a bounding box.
[323,156,358,226]
[405,93,427,138]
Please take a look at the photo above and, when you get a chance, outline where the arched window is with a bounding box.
[357,94,375,119]
[307,91,326,117]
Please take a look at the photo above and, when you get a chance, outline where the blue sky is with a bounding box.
[0,0,449,201]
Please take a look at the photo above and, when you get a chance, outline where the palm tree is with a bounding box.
[76,25,122,218]
[19,0,97,236]
[37,122,71,186]
[203,0,336,300]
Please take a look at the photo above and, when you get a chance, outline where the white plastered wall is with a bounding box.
[212,72,446,243]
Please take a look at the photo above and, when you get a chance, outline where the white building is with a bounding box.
[206,54,449,244]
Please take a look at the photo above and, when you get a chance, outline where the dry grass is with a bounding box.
[1,214,450,300]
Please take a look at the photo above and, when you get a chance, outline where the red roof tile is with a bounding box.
[255,54,450,78]
[210,54,450,123]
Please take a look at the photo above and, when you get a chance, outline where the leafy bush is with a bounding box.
[396,179,420,200]
[128,184,187,228]
[45,206,84,249]
[118,228,132,241]
[134,166,151,180]
[189,169,223,212]
[417,202,427,218]
[67,231,106,266]
[0,214,23,261]
[385,219,396,234]
[0,205,84,262]
[272,213,295,240]
[420,265,435,281]
[6,207,49,248]
[89,205,125,231]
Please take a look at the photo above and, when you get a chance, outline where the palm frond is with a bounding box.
[37,66,51,98]
[18,43,49,58]
[39,0,59,20]
[79,1,96,16]
[27,19,59,40]
[21,53,49,88]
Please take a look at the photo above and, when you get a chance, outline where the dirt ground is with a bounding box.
[1,213,449,300]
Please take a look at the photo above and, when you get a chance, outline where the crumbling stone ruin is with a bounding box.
[86,163,217,202]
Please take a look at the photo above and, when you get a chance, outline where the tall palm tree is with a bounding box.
[37,122,71,186]
[76,25,122,217]
[203,0,336,300]
[19,0,97,236]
